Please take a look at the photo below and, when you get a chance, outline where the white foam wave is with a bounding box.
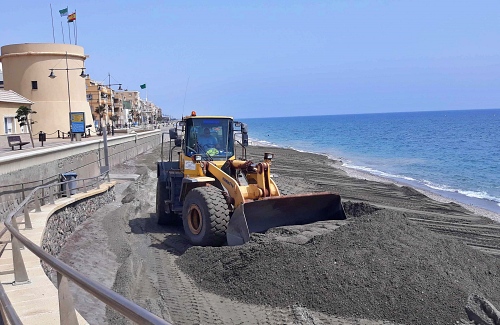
[249,137,331,158]
[344,163,500,205]
[343,163,417,182]
[247,137,279,147]
[421,180,500,203]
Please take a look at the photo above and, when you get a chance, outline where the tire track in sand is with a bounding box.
[148,230,289,324]
[146,221,398,325]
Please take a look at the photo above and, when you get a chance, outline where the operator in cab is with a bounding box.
[198,127,218,149]
[196,127,220,156]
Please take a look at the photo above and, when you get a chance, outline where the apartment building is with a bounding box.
[0,89,34,135]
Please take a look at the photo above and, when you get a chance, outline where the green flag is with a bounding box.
[140,84,146,89]
[59,7,68,16]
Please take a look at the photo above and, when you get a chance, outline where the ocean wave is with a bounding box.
[247,137,279,147]
[343,163,417,182]
[421,179,500,203]
[249,137,332,157]
[344,163,500,205]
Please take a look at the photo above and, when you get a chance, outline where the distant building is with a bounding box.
[85,77,113,128]
[116,90,140,126]
[0,63,4,89]
[0,89,34,135]
[140,100,162,124]
[0,43,96,135]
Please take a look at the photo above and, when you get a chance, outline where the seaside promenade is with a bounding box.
[0,182,115,324]
[0,134,112,324]
[0,130,121,157]
[0,127,167,324]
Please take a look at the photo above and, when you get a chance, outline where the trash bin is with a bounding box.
[61,172,78,195]
[39,131,46,147]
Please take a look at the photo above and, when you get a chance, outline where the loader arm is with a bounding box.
[206,161,279,209]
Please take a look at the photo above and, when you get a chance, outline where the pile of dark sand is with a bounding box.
[177,209,500,325]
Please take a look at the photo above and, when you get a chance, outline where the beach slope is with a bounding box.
[58,144,500,325]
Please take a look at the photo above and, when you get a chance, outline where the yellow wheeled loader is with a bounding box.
[156,111,346,246]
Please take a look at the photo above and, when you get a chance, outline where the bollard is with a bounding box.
[38,131,46,146]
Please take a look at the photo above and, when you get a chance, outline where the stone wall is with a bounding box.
[41,188,116,282]
[0,130,160,220]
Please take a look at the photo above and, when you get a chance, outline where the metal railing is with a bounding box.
[0,176,59,214]
[0,172,170,325]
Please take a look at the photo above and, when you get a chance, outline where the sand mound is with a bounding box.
[177,210,500,325]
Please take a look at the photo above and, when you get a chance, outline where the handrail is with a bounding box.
[0,175,58,204]
[2,172,171,325]
[0,227,23,325]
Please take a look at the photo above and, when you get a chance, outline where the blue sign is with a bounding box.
[70,112,85,133]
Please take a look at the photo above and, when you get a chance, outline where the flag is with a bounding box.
[59,7,68,16]
[68,12,76,23]
[140,84,146,89]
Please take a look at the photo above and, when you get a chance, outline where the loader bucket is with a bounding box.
[226,192,346,246]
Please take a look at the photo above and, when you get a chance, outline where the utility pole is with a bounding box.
[100,74,111,175]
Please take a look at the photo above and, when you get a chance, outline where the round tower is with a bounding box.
[0,43,96,135]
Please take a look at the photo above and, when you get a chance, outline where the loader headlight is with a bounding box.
[193,154,202,163]
[264,152,273,160]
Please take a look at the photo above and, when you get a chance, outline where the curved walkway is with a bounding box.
[0,181,115,324]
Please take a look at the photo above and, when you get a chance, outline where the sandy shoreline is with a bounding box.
[61,142,500,324]
[335,161,500,223]
[249,139,500,224]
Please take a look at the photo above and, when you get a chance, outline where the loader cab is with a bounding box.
[184,117,235,161]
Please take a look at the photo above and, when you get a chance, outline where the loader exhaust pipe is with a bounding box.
[227,192,346,246]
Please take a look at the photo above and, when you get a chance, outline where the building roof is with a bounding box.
[0,90,33,104]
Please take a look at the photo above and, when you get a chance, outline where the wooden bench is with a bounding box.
[7,135,30,150]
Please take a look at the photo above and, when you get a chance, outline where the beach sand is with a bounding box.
[180,145,500,324]
[59,143,500,324]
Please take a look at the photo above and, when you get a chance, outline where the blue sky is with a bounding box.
[2,1,500,118]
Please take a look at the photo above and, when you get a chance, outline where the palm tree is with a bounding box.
[130,109,137,125]
[15,105,36,148]
[110,114,119,134]
[94,104,107,134]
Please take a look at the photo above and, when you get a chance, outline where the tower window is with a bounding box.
[31,81,38,90]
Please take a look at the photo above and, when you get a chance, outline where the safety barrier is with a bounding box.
[0,172,170,325]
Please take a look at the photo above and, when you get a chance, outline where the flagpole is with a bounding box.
[60,21,65,44]
[74,10,78,45]
[50,4,55,43]
[68,21,72,44]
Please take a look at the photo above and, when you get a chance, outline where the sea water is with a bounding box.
[239,109,500,214]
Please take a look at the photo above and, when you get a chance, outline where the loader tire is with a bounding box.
[182,186,230,246]
[156,180,177,225]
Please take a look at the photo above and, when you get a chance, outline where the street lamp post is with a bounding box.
[100,73,122,172]
[106,73,122,129]
[48,51,87,142]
